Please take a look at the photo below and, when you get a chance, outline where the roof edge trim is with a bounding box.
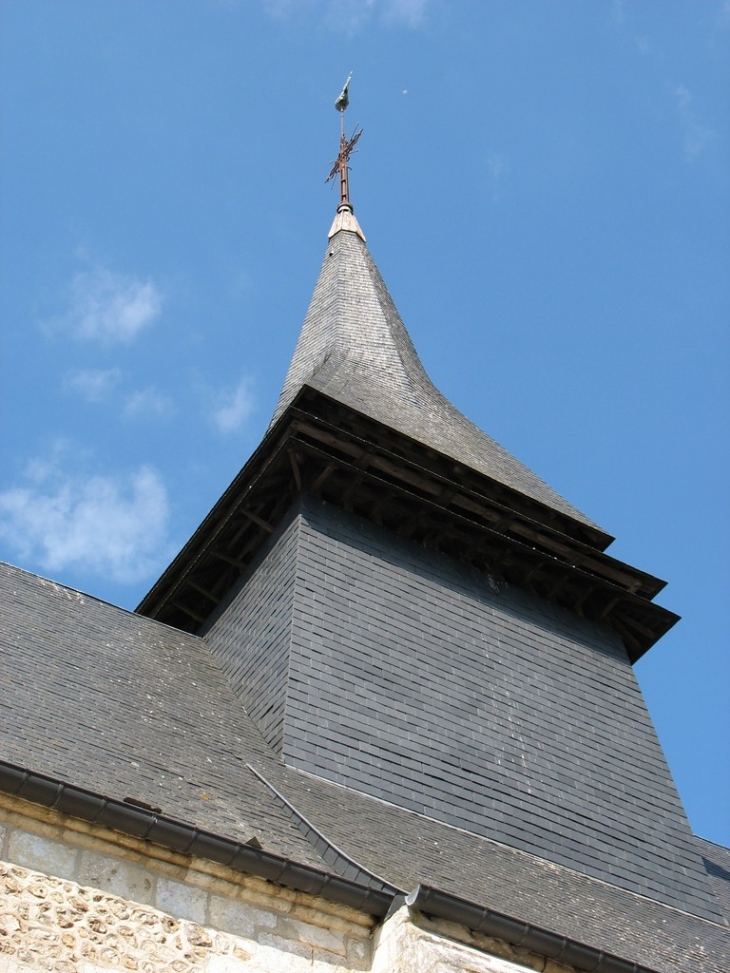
[0,760,391,917]
[406,884,657,973]
[0,759,688,971]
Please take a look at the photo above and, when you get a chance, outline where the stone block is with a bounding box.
[289,901,371,936]
[208,892,278,938]
[183,867,234,897]
[346,934,372,970]
[238,884,293,915]
[277,916,347,955]
[312,951,356,973]
[7,828,77,881]
[255,935,313,971]
[76,848,156,906]
[544,961,573,973]
[156,876,208,925]
[207,953,254,973]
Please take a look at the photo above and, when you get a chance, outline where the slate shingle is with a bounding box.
[3,216,728,973]
[2,560,728,972]
[273,228,600,531]
[197,493,720,923]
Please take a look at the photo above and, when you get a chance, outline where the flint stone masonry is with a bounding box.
[0,798,373,973]
[207,493,714,920]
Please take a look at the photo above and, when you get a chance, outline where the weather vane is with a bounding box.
[326,72,363,211]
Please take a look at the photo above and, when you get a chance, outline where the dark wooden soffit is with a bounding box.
[136,388,677,662]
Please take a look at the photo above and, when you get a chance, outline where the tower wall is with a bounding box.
[205,511,299,753]
[205,494,715,920]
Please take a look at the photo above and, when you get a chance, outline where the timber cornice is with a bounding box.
[136,387,678,661]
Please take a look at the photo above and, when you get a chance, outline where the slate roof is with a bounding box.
[2,560,729,973]
[3,210,726,973]
[697,837,730,925]
[272,225,603,534]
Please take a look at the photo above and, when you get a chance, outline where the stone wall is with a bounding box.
[1,793,577,973]
[0,794,372,972]
[373,908,574,973]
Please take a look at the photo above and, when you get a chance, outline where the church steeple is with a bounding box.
[134,98,708,917]
[7,84,726,973]
[272,78,598,534]
[139,92,677,668]
[186,98,703,913]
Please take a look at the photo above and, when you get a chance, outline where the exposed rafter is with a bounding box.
[137,389,678,660]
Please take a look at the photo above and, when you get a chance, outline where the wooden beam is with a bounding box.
[619,613,659,641]
[611,616,642,659]
[210,550,247,571]
[312,464,336,493]
[289,450,303,491]
[597,595,621,620]
[188,581,220,604]
[172,601,206,624]
[242,509,275,533]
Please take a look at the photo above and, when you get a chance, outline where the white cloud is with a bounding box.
[326,0,376,32]
[673,84,715,161]
[262,0,429,30]
[213,377,255,434]
[674,84,691,113]
[61,267,163,344]
[486,152,507,204]
[123,387,175,420]
[63,368,122,402]
[381,0,429,28]
[611,0,626,25]
[610,2,652,54]
[262,0,312,18]
[0,462,171,584]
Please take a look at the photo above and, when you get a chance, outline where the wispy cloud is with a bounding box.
[611,0,626,25]
[381,0,429,28]
[486,152,507,204]
[673,84,715,161]
[58,266,163,344]
[63,368,122,402]
[213,376,255,434]
[610,1,652,53]
[0,460,172,584]
[263,0,430,31]
[123,387,175,420]
[262,0,315,19]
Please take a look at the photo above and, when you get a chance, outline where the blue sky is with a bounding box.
[1,1,728,846]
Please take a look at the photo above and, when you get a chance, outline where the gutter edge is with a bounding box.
[406,884,657,973]
[0,760,662,973]
[0,760,391,917]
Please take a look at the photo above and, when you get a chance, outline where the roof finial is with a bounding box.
[326,72,362,214]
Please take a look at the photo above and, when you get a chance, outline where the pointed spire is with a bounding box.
[271,82,602,533]
[271,227,600,532]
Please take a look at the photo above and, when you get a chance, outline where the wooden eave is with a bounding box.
[136,388,678,662]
